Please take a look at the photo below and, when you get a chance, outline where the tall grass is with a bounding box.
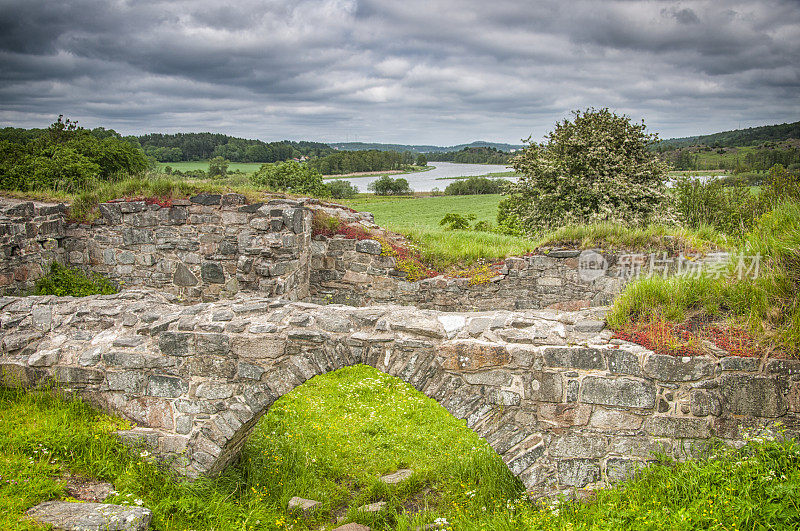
[608,200,800,356]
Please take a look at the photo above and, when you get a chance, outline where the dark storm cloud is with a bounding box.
[0,0,798,143]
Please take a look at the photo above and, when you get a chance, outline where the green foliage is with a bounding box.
[444,176,509,195]
[367,175,412,195]
[427,146,513,164]
[439,212,475,230]
[608,200,800,355]
[499,108,669,234]
[415,153,427,166]
[326,179,359,199]
[207,156,229,179]
[137,132,332,162]
[310,149,415,175]
[0,116,148,193]
[674,164,800,237]
[251,161,329,197]
[34,262,117,297]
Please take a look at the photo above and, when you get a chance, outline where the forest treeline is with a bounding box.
[426,146,514,164]
[136,133,334,162]
[657,120,800,150]
[308,149,426,175]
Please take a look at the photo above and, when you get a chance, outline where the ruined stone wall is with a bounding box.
[0,202,68,295]
[2,291,796,497]
[308,236,728,311]
[0,195,311,303]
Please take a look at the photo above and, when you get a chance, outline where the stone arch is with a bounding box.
[2,291,797,498]
[181,305,543,485]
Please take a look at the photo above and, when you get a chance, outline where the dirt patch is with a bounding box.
[59,473,114,502]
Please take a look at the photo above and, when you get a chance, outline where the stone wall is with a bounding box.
[0,201,67,294]
[2,291,796,497]
[309,236,728,311]
[0,195,311,303]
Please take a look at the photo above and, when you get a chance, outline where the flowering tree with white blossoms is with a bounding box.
[498,108,670,234]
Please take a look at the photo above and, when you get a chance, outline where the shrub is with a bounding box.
[251,161,328,197]
[444,176,509,195]
[673,177,760,237]
[367,175,412,195]
[439,212,475,230]
[326,179,359,199]
[498,108,669,234]
[34,262,117,297]
[207,156,229,179]
[0,116,148,193]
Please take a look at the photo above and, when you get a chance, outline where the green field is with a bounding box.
[343,194,503,230]
[3,367,798,530]
[158,161,264,173]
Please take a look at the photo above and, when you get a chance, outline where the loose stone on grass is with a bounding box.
[26,501,151,531]
[379,468,413,484]
[288,496,321,516]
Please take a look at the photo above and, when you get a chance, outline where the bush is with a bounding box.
[673,177,760,237]
[439,212,475,230]
[34,262,117,297]
[498,108,669,234]
[0,116,148,193]
[207,156,229,179]
[251,161,328,196]
[326,179,359,199]
[444,176,509,195]
[367,175,412,195]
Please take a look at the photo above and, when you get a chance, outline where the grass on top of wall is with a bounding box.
[607,200,800,357]
[2,366,800,530]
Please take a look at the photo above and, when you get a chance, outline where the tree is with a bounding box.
[208,156,229,179]
[251,161,329,196]
[367,175,412,195]
[416,153,428,166]
[327,179,359,199]
[498,108,669,234]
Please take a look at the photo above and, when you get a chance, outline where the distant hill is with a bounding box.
[659,120,800,149]
[329,141,524,153]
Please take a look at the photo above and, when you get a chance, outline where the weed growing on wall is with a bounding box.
[34,262,117,297]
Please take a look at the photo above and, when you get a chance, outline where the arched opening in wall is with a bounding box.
[220,364,525,529]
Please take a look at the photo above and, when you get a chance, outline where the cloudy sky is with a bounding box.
[1,0,798,145]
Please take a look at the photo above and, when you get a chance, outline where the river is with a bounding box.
[333,162,514,193]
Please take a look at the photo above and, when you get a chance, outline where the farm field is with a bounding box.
[158,161,264,173]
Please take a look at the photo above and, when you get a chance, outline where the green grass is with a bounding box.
[158,161,264,173]
[532,223,730,253]
[607,200,800,355]
[3,367,800,530]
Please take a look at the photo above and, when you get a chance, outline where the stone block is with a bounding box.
[107,371,147,394]
[356,239,382,255]
[201,261,225,284]
[530,371,563,402]
[646,416,710,438]
[588,408,644,430]
[158,332,191,356]
[579,376,656,409]
[439,339,510,370]
[173,263,199,286]
[557,458,601,487]
[606,458,644,482]
[690,389,722,417]
[720,356,760,372]
[604,349,642,376]
[464,370,513,387]
[147,375,188,398]
[643,354,715,382]
[26,501,152,531]
[543,347,605,370]
[721,374,787,417]
[549,434,607,458]
[537,403,591,428]
[195,333,230,356]
[190,193,222,205]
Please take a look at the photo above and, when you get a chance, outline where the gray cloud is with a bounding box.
[0,0,798,144]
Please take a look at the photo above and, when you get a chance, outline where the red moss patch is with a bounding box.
[613,317,772,358]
